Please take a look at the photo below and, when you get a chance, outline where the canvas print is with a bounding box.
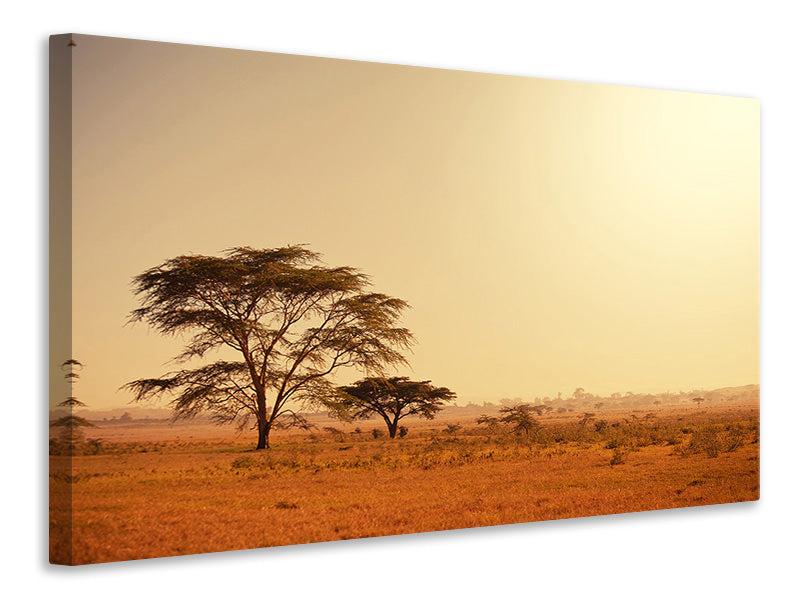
[49,34,760,565]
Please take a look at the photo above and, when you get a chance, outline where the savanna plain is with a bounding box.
[50,390,759,565]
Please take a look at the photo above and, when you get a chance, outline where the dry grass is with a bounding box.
[50,404,759,565]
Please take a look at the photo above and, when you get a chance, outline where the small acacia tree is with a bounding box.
[123,246,413,449]
[51,359,96,453]
[50,415,96,449]
[334,377,456,438]
[479,404,542,438]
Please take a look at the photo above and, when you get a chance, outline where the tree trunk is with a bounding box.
[249,359,269,449]
[256,420,271,449]
[388,418,398,439]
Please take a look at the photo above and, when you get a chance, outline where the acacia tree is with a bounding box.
[50,415,96,448]
[122,246,413,449]
[335,377,456,438]
[51,359,95,453]
[478,404,542,437]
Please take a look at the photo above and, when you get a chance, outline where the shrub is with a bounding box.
[231,456,258,469]
[692,425,722,458]
[477,414,501,432]
[724,431,744,452]
[674,424,738,459]
[609,448,627,466]
[85,438,104,455]
[323,426,345,442]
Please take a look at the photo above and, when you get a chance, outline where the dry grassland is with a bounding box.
[50,404,759,565]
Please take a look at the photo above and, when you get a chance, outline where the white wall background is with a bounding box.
[4,1,797,598]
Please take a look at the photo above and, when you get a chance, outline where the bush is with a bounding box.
[609,448,627,466]
[85,438,104,455]
[323,426,345,442]
[231,456,259,469]
[673,424,746,459]
[692,425,722,458]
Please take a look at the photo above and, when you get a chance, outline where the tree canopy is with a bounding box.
[334,376,456,438]
[122,246,414,449]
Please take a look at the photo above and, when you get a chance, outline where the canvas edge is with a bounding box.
[49,32,75,566]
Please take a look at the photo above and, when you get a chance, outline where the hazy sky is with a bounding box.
[64,35,759,409]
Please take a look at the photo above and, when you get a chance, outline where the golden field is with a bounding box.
[50,403,759,565]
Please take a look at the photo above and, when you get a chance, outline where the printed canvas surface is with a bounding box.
[49,34,760,565]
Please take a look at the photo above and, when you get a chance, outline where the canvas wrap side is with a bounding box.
[49,33,74,566]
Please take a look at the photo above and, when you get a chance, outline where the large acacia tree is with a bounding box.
[123,246,413,449]
[335,377,456,438]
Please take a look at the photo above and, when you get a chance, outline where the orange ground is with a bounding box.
[50,404,759,565]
